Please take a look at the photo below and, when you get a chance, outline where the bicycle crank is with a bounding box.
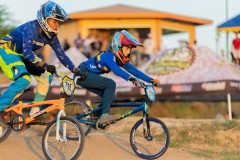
[95,120,109,133]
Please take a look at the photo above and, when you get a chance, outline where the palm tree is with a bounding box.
[0,5,17,38]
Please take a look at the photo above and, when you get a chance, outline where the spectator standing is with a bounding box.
[82,34,93,58]
[179,39,189,48]
[142,33,156,61]
[74,33,84,50]
[232,32,240,65]
[131,31,142,66]
[63,38,70,51]
[89,35,103,57]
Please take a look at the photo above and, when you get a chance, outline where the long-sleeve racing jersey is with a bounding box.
[0,20,75,71]
[82,50,152,82]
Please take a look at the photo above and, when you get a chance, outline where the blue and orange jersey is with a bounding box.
[0,20,75,71]
[81,50,152,82]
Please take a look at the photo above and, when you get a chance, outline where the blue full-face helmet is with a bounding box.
[112,30,143,64]
[37,1,70,39]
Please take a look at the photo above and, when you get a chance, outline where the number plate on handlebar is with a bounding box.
[145,85,156,102]
[62,76,75,97]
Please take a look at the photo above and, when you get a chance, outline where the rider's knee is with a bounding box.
[36,73,51,96]
[19,75,31,87]
[107,79,116,89]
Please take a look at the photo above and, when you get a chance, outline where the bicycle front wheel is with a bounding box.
[0,125,11,143]
[42,116,84,160]
[130,117,170,159]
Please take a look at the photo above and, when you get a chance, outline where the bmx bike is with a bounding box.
[65,81,170,159]
[0,71,85,160]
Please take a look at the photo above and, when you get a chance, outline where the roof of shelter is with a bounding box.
[217,14,240,32]
[70,4,212,25]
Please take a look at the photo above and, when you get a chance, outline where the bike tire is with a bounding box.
[65,99,92,136]
[0,126,11,143]
[130,117,170,159]
[42,116,85,160]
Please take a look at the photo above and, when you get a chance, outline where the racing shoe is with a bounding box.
[99,113,121,124]
[0,111,8,128]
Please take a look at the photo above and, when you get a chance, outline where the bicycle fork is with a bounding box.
[143,103,152,140]
[143,102,148,136]
[56,110,66,142]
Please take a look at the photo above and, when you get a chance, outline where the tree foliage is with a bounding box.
[0,5,17,39]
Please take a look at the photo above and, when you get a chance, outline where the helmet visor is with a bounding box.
[120,30,143,47]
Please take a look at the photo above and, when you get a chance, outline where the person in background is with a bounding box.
[179,39,189,48]
[63,38,70,51]
[0,1,85,127]
[74,33,84,50]
[83,34,93,58]
[131,31,142,66]
[74,30,160,124]
[89,35,103,57]
[232,32,240,65]
[142,33,156,62]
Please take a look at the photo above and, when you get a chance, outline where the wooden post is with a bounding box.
[227,93,232,120]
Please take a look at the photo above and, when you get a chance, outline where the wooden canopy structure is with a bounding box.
[58,4,212,50]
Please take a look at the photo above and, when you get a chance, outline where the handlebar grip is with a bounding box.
[54,70,61,77]
[152,82,157,85]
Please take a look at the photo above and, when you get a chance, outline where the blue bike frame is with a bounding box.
[74,101,149,125]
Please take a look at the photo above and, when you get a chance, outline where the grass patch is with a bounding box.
[169,120,240,159]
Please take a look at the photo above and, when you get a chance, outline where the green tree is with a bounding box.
[0,5,17,39]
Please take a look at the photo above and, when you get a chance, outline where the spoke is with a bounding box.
[132,119,168,157]
[44,119,81,159]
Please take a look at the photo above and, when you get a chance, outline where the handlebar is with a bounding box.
[136,80,156,89]
[129,77,157,88]
[136,81,156,103]
[53,70,79,83]
[54,70,62,78]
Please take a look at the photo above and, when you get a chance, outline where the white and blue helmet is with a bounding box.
[37,1,70,39]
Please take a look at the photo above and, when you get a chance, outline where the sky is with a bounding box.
[0,0,240,56]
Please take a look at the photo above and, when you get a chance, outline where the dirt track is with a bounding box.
[0,133,206,160]
[0,118,208,160]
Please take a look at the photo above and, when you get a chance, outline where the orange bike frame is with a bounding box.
[5,98,66,124]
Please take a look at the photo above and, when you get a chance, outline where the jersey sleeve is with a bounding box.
[22,23,42,65]
[50,36,75,71]
[122,62,152,83]
[103,53,131,81]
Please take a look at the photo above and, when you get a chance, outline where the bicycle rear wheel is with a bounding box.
[65,99,92,136]
[130,117,170,159]
[42,116,84,160]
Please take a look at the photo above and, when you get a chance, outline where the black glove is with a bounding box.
[129,77,139,86]
[43,63,56,74]
[74,69,86,81]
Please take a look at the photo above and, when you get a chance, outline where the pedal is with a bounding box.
[95,120,109,133]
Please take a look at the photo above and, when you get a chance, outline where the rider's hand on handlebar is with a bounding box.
[74,68,86,81]
[129,77,140,87]
[43,63,56,74]
[150,79,160,87]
